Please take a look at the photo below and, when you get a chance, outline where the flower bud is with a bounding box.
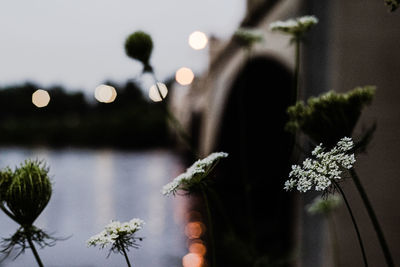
[124,31,154,72]
[0,160,52,226]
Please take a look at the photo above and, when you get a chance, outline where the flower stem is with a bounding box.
[327,213,340,267]
[293,38,300,104]
[26,233,44,267]
[201,188,216,267]
[333,181,368,267]
[349,169,394,267]
[121,245,132,267]
[151,72,197,157]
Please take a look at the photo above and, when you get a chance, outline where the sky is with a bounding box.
[0,0,246,94]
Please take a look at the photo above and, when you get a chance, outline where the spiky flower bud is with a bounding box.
[0,159,52,226]
[124,31,154,72]
[286,86,376,148]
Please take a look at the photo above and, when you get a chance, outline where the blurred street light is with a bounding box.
[176,67,194,86]
[32,89,50,108]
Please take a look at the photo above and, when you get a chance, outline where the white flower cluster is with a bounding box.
[269,15,318,36]
[234,27,264,47]
[284,137,356,193]
[161,152,228,196]
[87,218,145,248]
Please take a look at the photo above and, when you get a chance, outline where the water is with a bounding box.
[0,147,187,267]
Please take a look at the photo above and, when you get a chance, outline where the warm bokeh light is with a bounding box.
[188,240,207,256]
[176,67,194,86]
[94,85,117,103]
[32,89,50,108]
[185,221,204,239]
[149,82,168,102]
[188,31,208,50]
[182,253,204,267]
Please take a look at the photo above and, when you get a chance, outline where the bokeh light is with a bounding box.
[94,85,117,103]
[149,82,168,102]
[185,221,205,239]
[182,253,204,267]
[32,89,50,108]
[188,240,207,256]
[188,31,208,50]
[176,67,194,86]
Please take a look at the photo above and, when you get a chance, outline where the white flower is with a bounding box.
[87,218,145,249]
[162,152,228,196]
[284,137,355,193]
[269,15,318,36]
[234,27,264,47]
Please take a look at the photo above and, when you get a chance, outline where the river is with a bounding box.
[0,147,187,267]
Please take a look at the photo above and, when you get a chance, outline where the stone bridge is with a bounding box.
[169,1,400,266]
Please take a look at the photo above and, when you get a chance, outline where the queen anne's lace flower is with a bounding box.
[284,137,356,193]
[269,15,318,36]
[234,27,263,48]
[87,218,145,249]
[162,152,228,196]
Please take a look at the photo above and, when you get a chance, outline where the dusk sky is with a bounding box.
[0,0,245,94]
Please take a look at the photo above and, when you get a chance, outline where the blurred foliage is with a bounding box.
[286,86,376,148]
[125,31,154,72]
[0,81,170,148]
[385,0,399,11]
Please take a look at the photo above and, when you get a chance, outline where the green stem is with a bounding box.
[208,187,235,234]
[333,181,368,267]
[349,169,394,267]
[121,245,132,267]
[293,38,300,104]
[26,232,44,267]
[201,188,216,267]
[327,213,340,267]
[150,72,197,157]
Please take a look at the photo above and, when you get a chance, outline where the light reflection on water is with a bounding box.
[0,147,187,267]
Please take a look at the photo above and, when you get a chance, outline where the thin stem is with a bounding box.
[333,181,368,267]
[26,233,44,267]
[208,187,235,234]
[349,169,394,267]
[327,213,340,267]
[237,54,255,242]
[201,188,216,267]
[293,38,300,104]
[121,245,132,267]
[150,72,197,157]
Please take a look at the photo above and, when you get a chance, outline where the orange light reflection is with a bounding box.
[185,221,205,239]
[182,253,204,267]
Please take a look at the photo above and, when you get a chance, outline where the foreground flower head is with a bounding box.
[162,152,228,196]
[87,218,145,250]
[307,194,342,215]
[269,15,318,37]
[284,137,355,193]
[286,86,376,148]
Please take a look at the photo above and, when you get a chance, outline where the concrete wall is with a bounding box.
[327,1,400,266]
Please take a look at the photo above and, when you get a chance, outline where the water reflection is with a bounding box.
[0,148,186,267]
[94,151,115,227]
